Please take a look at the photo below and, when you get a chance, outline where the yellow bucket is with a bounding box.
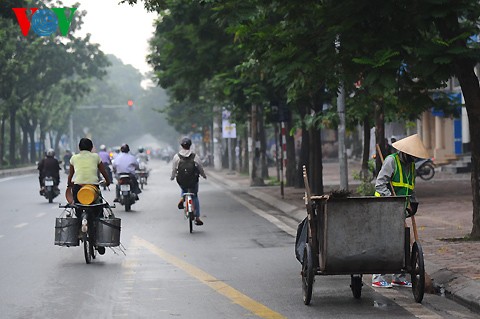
[77,185,99,205]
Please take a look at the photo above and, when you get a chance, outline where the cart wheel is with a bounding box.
[350,274,363,299]
[411,242,425,303]
[302,243,314,305]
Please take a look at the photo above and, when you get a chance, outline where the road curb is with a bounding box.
[426,262,480,314]
[0,166,37,178]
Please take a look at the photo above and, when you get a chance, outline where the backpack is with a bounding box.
[176,153,199,188]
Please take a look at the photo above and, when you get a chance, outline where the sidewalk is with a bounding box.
[207,161,480,313]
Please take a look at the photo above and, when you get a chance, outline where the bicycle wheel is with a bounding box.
[83,233,92,264]
[189,211,193,233]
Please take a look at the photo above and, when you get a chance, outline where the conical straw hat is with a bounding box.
[392,134,430,159]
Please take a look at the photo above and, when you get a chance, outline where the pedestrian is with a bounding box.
[170,137,207,225]
[372,134,430,288]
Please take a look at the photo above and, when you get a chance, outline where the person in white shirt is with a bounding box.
[112,144,141,201]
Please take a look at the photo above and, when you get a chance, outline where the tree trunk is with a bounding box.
[21,124,28,164]
[250,104,265,186]
[454,60,480,238]
[0,114,6,168]
[273,123,280,181]
[39,130,46,160]
[241,123,248,174]
[295,106,309,188]
[28,126,36,164]
[285,119,296,187]
[362,117,371,176]
[258,104,268,179]
[308,123,323,195]
[54,132,61,158]
[307,97,324,195]
[9,108,17,167]
[374,100,385,174]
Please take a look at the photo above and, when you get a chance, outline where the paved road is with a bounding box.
[0,160,477,318]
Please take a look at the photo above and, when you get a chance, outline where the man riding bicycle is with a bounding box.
[170,137,207,225]
[67,138,111,255]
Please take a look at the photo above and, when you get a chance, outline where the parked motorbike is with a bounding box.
[42,176,60,203]
[116,174,137,212]
[415,159,435,180]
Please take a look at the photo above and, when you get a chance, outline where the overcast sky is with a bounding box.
[63,0,157,75]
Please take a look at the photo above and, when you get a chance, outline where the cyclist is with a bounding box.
[170,137,207,225]
[67,138,111,255]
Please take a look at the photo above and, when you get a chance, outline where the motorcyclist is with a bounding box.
[112,143,142,202]
[136,146,149,165]
[38,148,61,195]
[98,144,113,184]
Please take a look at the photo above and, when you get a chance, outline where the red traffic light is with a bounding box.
[127,100,134,107]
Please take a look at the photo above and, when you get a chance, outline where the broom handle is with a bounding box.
[376,144,419,242]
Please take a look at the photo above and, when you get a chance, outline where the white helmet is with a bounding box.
[100,144,107,151]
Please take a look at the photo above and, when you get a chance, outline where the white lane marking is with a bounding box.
[36,212,46,218]
[210,181,296,237]
[14,223,28,228]
[0,174,35,183]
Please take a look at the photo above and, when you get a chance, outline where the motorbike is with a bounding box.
[116,174,137,212]
[415,158,435,180]
[136,162,149,190]
[42,176,60,203]
[64,163,70,174]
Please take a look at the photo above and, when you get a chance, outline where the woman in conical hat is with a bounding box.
[392,134,430,160]
[371,134,429,288]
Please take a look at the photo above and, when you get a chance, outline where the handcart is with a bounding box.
[298,166,425,305]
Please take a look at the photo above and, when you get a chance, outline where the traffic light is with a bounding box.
[127,99,134,110]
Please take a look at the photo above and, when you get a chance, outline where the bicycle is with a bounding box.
[182,191,196,233]
[59,201,116,264]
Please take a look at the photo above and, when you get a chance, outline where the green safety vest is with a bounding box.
[375,153,415,196]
